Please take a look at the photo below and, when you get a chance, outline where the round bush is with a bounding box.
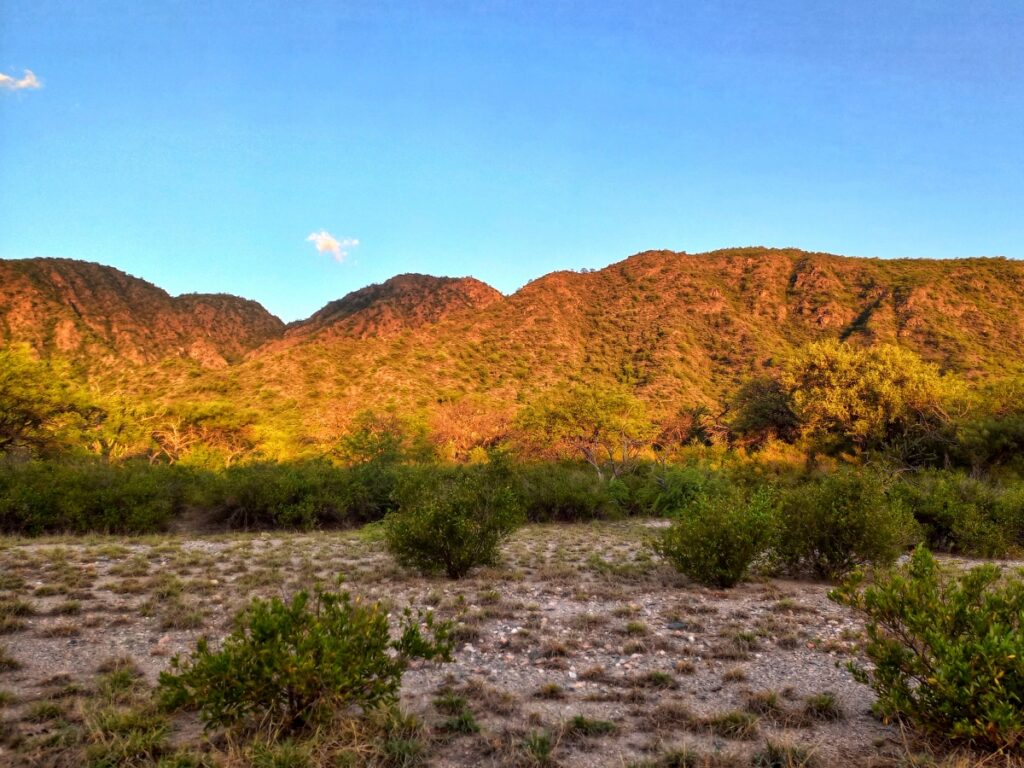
[384,464,524,579]
[159,588,452,733]
[653,487,777,588]
[778,470,915,580]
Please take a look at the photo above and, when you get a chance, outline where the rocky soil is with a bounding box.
[0,521,1006,767]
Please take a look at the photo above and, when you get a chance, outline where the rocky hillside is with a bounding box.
[3,248,1024,450]
[0,258,285,368]
[280,274,503,344]
[231,248,1024,436]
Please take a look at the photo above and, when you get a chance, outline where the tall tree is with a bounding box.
[515,383,653,479]
[729,376,799,448]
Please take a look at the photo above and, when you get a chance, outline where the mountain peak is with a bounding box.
[285,273,503,341]
[0,257,284,367]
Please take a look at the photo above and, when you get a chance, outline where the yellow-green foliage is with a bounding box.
[785,340,957,459]
[514,382,655,478]
[0,344,95,457]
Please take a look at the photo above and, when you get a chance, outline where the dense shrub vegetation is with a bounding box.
[778,470,915,579]
[636,464,722,517]
[159,587,452,733]
[199,459,397,529]
[514,462,617,521]
[1,337,1022,581]
[888,471,1024,558]
[0,460,185,534]
[831,547,1024,752]
[1,455,1021,574]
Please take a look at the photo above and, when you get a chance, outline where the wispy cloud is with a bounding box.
[0,69,42,92]
[306,230,358,263]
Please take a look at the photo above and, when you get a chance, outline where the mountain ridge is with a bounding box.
[3,248,1024,455]
[0,258,286,368]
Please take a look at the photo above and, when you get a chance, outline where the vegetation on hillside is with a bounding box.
[4,248,1024,458]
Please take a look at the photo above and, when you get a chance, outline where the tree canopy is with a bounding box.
[514,383,654,478]
[0,345,94,458]
[784,340,957,461]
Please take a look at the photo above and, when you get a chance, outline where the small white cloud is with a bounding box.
[0,69,42,92]
[306,230,358,263]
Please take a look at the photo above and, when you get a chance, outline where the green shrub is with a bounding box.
[206,461,350,529]
[384,462,523,578]
[342,459,403,524]
[998,483,1024,549]
[889,471,1022,557]
[159,587,452,733]
[515,462,614,521]
[606,469,653,516]
[636,464,721,517]
[955,412,1024,475]
[0,460,182,534]
[200,459,406,530]
[831,546,1024,751]
[778,470,915,580]
[653,487,777,587]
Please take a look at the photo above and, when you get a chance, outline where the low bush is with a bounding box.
[515,462,614,521]
[636,464,722,517]
[889,470,1023,557]
[653,487,777,587]
[831,546,1024,752]
[778,470,915,580]
[0,459,182,534]
[159,587,452,734]
[384,460,524,578]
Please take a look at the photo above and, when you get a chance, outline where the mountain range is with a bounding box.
[3,248,1023,453]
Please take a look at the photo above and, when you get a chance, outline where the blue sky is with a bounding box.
[1,1,1022,321]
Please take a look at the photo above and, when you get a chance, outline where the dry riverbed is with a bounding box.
[0,521,992,767]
